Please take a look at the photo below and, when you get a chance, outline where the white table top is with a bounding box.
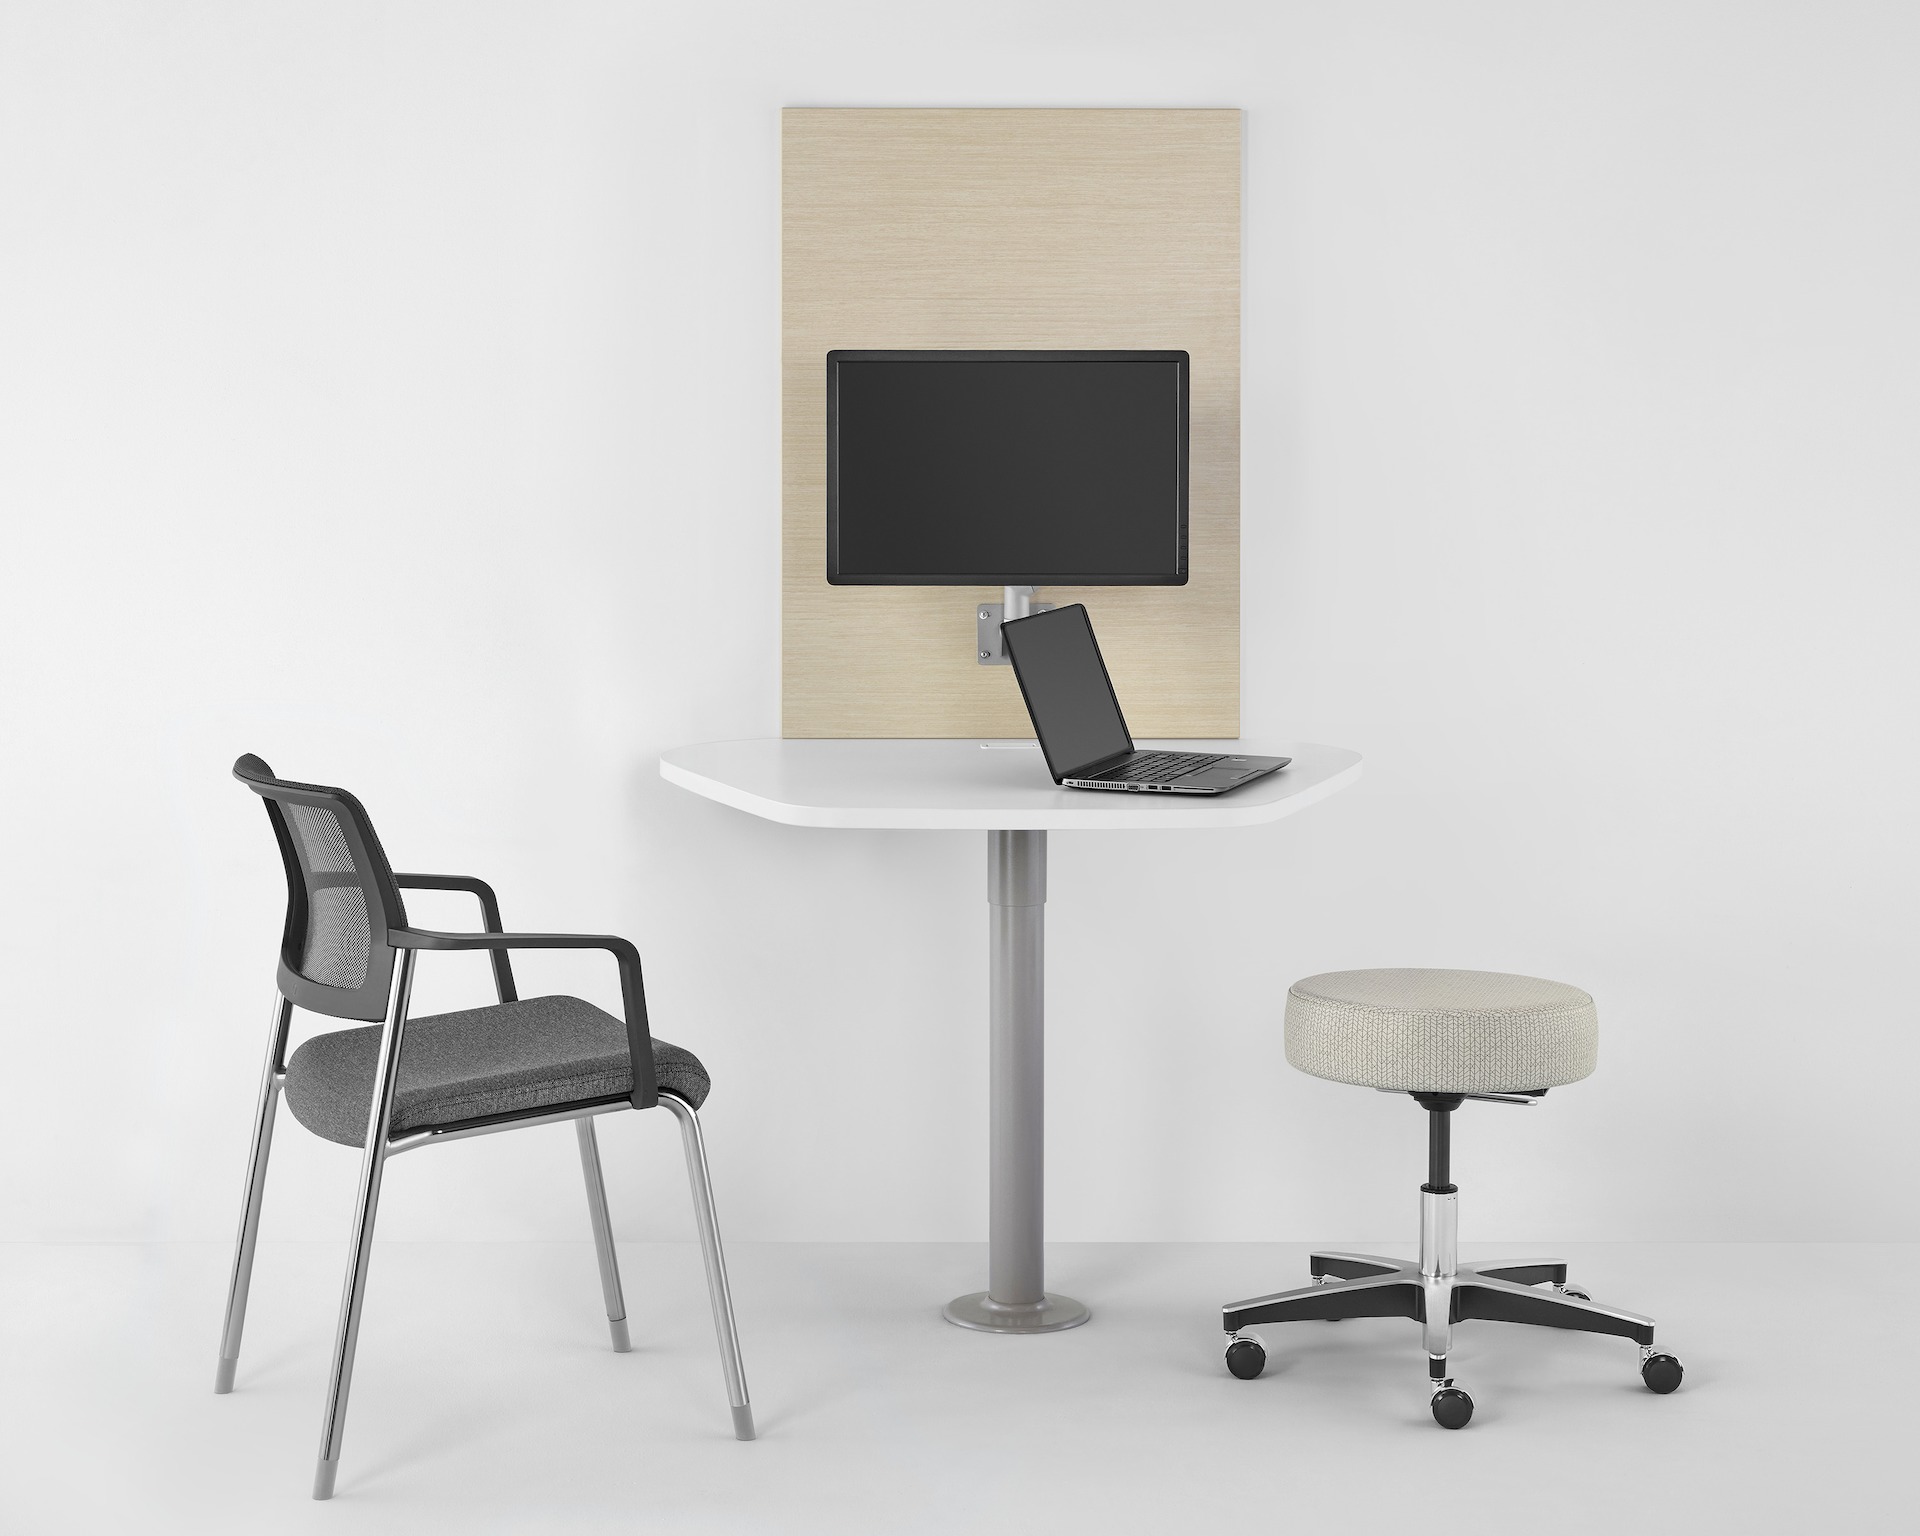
[659,738,1363,831]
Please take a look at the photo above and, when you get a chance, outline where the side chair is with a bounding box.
[214,755,754,1499]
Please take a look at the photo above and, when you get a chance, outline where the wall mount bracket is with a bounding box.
[976,587,1055,665]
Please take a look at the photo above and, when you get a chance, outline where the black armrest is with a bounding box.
[393,873,516,1003]
[388,927,656,1109]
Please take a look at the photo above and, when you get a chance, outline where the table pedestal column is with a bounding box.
[943,829,1091,1334]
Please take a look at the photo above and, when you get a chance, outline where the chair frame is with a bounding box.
[213,864,754,1500]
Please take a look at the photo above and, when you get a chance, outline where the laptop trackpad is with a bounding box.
[1186,759,1286,789]
[1184,767,1257,789]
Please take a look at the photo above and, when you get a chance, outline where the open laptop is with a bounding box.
[1000,604,1290,794]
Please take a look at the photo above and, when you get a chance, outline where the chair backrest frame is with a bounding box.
[234,754,409,1023]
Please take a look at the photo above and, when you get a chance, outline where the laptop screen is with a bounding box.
[1001,605,1134,780]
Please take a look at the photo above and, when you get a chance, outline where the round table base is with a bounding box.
[942,1292,1091,1334]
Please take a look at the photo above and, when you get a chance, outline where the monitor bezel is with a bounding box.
[824,348,1191,586]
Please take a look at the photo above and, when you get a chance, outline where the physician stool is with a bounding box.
[1220,969,1684,1429]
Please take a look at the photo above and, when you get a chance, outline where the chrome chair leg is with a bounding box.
[658,1090,755,1442]
[575,1117,631,1352]
[313,952,415,1502]
[215,991,293,1394]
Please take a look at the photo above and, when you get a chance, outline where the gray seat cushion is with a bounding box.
[284,994,711,1147]
[1285,968,1599,1093]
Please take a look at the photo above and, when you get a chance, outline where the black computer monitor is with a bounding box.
[825,350,1189,586]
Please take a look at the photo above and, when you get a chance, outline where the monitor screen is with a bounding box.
[826,350,1188,585]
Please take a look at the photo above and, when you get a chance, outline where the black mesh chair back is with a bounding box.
[233,753,409,1023]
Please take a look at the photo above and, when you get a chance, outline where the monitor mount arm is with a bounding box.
[976,586,1057,666]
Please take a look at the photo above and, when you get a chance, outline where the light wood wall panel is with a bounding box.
[783,108,1240,738]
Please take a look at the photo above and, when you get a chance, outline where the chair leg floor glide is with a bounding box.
[1220,1096,1684,1427]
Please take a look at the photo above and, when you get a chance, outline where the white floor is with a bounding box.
[1,1240,1909,1533]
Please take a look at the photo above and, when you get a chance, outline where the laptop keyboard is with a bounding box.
[1091,751,1224,783]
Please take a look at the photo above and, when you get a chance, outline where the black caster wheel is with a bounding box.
[1641,1353,1684,1394]
[1225,1337,1267,1380]
[1431,1386,1474,1429]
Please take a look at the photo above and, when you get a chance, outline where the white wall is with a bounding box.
[3,1,1914,1250]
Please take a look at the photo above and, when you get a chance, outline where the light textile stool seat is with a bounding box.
[1223,967,1682,1430]
[1286,968,1599,1093]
